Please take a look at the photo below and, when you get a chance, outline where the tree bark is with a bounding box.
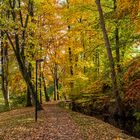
[1,32,9,107]
[114,0,121,73]
[66,1,74,96]
[114,0,124,98]
[56,77,59,100]
[94,50,100,79]
[0,0,9,108]
[96,0,125,117]
[26,63,32,107]
[54,63,57,101]
[42,73,50,102]
[39,63,42,104]
[68,46,74,94]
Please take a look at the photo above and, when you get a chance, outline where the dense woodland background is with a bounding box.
[0,0,140,136]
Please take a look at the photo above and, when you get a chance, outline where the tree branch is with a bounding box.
[5,31,16,53]
[24,15,29,28]
[17,0,24,27]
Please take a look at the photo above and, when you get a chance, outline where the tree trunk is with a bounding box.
[114,0,121,74]
[26,87,32,107]
[0,0,9,108]
[56,77,59,100]
[79,18,86,74]
[96,0,125,117]
[26,63,32,107]
[16,49,42,110]
[114,0,124,98]
[94,50,100,79]
[42,73,50,102]
[115,28,121,72]
[6,31,42,110]
[1,31,9,107]
[66,1,74,96]
[68,47,74,94]
[39,63,42,104]
[54,63,57,101]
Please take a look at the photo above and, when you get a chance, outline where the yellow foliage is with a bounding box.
[117,0,140,19]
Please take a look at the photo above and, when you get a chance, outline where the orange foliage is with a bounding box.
[124,79,140,110]
[124,57,140,84]
[124,57,140,110]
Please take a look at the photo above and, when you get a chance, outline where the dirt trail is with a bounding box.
[0,102,83,140]
[33,102,83,140]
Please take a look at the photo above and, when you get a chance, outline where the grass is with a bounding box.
[0,93,27,113]
[0,93,6,113]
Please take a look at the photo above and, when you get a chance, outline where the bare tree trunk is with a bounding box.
[26,87,32,106]
[79,18,86,74]
[39,63,42,104]
[1,32,9,107]
[27,0,35,106]
[42,73,50,102]
[54,63,57,101]
[68,46,74,95]
[114,0,125,101]
[4,43,9,107]
[56,77,59,100]
[96,0,125,117]
[26,63,32,107]
[66,0,74,96]
[114,0,121,73]
[0,0,9,108]
[115,28,121,72]
[94,50,100,79]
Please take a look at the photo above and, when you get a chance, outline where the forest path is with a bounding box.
[33,102,84,140]
[0,101,83,140]
[0,102,139,140]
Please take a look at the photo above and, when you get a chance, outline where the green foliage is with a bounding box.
[47,85,54,96]
[133,111,140,134]
[0,93,8,112]
[10,94,26,108]
[134,112,140,121]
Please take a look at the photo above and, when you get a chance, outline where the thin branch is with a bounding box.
[9,0,16,22]
[9,0,13,9]
[24,14,29,28]
[5,31,16,53]
[17,0,24,27]
[13,0,16,8]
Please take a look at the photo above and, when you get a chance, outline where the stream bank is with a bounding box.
[59,101,140,139]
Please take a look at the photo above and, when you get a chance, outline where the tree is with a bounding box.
[1,0,42,110]
[0,0,9,107]
[96,0,125,117]
[1,32,9,107]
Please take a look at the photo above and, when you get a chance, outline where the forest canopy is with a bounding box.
[0,0,140,128]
